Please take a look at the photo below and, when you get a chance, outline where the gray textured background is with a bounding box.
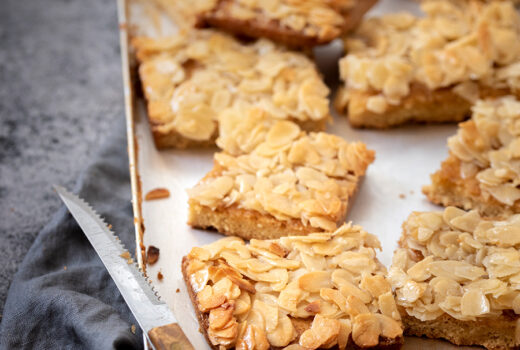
[0,0,124,313]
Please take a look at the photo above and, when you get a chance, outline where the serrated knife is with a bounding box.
[54,185,194,350]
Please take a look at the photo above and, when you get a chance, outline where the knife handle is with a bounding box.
[148,322,194,350]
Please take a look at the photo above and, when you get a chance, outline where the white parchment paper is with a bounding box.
[129,1,476,348]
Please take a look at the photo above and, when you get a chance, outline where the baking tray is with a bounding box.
[118,0,477,348]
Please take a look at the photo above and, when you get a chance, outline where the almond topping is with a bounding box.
[133,30,330,145]
[197,285,226,312]
[189,118,375,231]
[337,2,520,115]
[209,302,235,330]
[390,207,520,322]
[187,224,402,348]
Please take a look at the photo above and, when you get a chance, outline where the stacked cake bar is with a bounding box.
[336,0,520,128]
[188,119,374,239]
[424,96,520,216]
[150,0,378,47]
[132,30,330,148]
[389,207,520,349]
[183,224,403,349]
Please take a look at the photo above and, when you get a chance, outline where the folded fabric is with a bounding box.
[0,117,143,350]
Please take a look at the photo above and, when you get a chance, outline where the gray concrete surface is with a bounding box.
[0,0,124,313]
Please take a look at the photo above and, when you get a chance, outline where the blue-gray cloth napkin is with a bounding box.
[0,117,143,349]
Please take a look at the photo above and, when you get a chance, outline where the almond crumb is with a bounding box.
[147,246,160,265]
[145,188,170,201]
[131,324,136,334]
[157,271,164,281]
[120,251,131,260]
[63,266,67,271]
[304,300,321,313]
[108,224,113,229]
[176,288,180,293]
[399,194,406,199]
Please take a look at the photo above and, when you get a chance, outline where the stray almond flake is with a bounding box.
[144,188,170,201]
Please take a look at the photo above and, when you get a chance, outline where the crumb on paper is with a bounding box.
[107,224,113,229]
[399,193,406,199]
[63,266,67,271]
[176,288,180,293]
[157,271,164,281]
[146,245,160,265]
[131,324,136,334]
[410,190,414,194]
[127,258,134,265]
[145,188,170,201]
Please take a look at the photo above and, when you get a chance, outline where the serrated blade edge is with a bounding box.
[54,185,176,338]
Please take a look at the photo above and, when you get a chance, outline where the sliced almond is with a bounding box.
[298,271,332,292]
[144,188,170,201]
[352,313,381,348]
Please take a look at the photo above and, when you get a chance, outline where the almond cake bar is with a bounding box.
[132,30,330,148]
[192,0,378,47]
[182,223,404,349]
[335,0,520,128]
[187,120,375,239]
[389,207,520,349]
[424,96,520,216]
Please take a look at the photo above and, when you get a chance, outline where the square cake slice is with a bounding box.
[335,0,520,128]
[423,96,520,217]
[132,30,330,149]
[389,207,520,349]
[187,120,375,239]
[193,0,378,47]
[182,223,403,349]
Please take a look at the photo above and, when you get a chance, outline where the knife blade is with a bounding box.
[54,185,194,350]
